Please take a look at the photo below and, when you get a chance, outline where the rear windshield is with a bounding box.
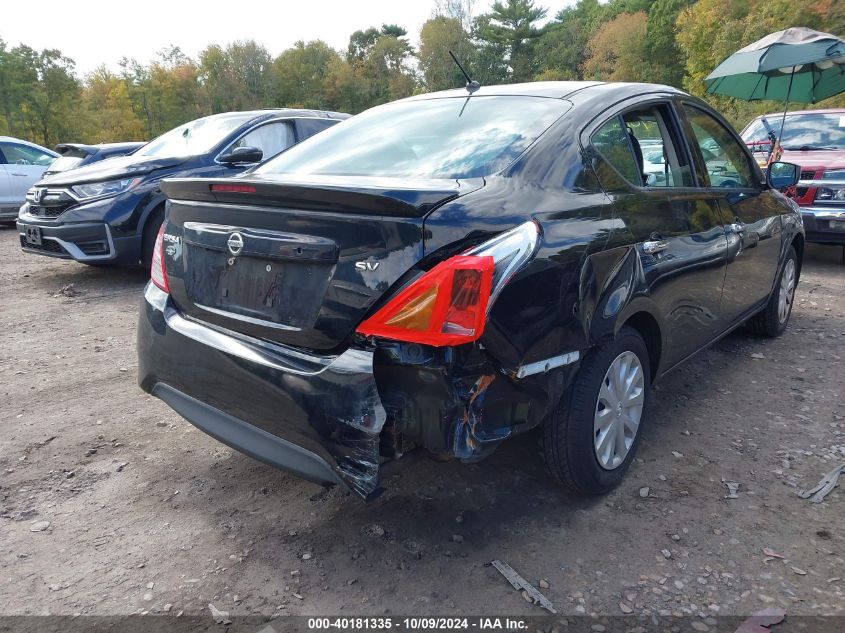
[136,113,255,158]
[742,112,845,150]
[256,96,569,179]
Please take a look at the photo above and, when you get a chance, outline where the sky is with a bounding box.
[1,0,574,76]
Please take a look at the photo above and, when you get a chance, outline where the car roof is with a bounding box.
[208,108,349,121]
[400,81,687,102]
[55,141,145,153]
[0,136,59,156]
[752,108,845,118]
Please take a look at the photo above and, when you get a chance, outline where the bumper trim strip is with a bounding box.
[515,351,580,379]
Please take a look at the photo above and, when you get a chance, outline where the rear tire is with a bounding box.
[140,208,164,272]
[747,246,797,338]
[542,326,651,494]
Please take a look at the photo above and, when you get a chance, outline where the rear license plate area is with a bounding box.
[829,219,845,231]
[187,248,329,328]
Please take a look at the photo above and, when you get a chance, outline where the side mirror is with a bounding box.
[219,145,263,166]
[767,161,800,190]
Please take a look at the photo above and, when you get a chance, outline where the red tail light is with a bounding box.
[150,224,169,293]
[211,184,256,193]
[356,255,494,347]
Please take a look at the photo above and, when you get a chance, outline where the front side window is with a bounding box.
[0,143,55,166]
[256,96,570,179]
[684,106,754,188]
[228,121,294,161]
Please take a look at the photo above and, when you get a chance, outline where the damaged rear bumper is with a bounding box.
[137,283,387,499]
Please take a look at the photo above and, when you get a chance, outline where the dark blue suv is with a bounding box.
[17,108,347,268]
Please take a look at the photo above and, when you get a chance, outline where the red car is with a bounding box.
[742,109,845,245]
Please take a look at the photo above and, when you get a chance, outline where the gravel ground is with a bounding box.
[1,226,843,623]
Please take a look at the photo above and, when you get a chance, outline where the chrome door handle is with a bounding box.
[643,239,669,255]
[729,221,746,234]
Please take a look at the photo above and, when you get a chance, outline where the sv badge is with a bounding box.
[355,261,380,271]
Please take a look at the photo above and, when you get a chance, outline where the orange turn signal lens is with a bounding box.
[356,255,494,347]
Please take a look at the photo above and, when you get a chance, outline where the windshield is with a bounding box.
[256,96,570,179]
[136,113,255,158]
[742,112,845,150]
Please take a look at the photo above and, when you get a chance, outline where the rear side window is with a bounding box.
[590,104,694,189]
[683,106,754,188]
[256,96,570,179]
[228,121,294,161]
[591,117,641,186]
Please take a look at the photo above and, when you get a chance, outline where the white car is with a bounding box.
[0,137,58,222]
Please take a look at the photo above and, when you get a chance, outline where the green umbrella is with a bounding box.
[705,27,845,160]
[705,27,845,103]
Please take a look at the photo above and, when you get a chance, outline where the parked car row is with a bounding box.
[741,108,845,245]
[1,137,147,223]
[15,109,348,267]
[0,137,58,222]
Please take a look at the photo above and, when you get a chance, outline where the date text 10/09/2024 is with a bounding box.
[307,618,529,630]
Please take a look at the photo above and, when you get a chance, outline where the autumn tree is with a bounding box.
[583,11,649,82]
[533,0,603,80]
[83,67,145,141]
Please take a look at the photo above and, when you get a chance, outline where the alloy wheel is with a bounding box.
[594,351,645,470]
[778,258,796,325]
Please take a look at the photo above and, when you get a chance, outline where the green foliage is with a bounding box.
[419,16,474,91]
[475,0,547,82]
[583,11,649,82]
[1,1,844,146]
[271,41,340,109]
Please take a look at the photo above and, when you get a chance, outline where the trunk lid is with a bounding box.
[160,174,481,351]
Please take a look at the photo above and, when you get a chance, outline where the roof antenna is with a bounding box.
[449,50,480,94]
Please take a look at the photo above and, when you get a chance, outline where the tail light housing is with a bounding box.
[150,224,169,293]
[356,221,539,346]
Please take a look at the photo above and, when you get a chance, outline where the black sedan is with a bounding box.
[137,82,804,500]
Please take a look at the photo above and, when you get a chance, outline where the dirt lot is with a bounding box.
[1,226,844,624]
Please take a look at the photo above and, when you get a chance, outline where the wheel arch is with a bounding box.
[619,309,662,382]
[138,198,166,267]
[790,232,804,283]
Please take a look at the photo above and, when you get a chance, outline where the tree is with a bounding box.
[83,67,145,141]
[533,0,603,80]
[271,40,341,108]
[643,0,693,87]
[419,16,474,91]
[339,25,416,108]
[8,46,81,145]
[475,0,547,82]
[582,11,649,82]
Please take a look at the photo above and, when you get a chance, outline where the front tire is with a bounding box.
[140,209,164,272]
[748,246,797,338]
[542,326,651,494]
